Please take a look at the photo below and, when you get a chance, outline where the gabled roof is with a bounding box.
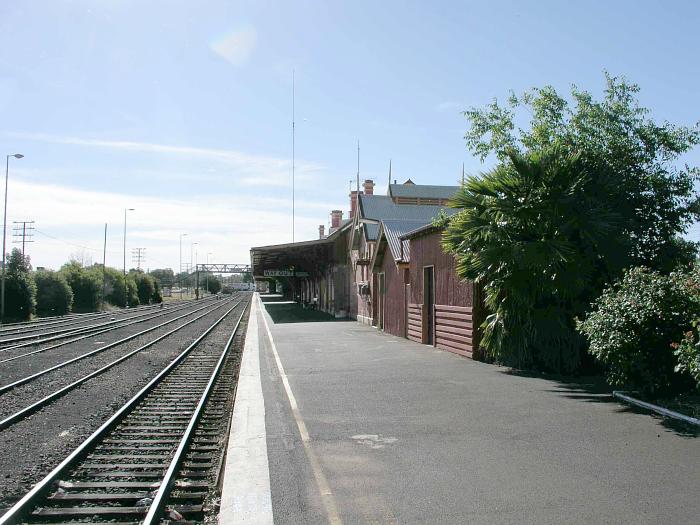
[371,219,429,270]
[388,183,460,200]
[382,219,428,262]
[357,194,456,241]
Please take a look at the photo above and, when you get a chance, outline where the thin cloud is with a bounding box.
[9,179,334,270]
[3,131,325,187]
[210,27,257,66]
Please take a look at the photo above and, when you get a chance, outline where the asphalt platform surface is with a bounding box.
[256,295,699,524]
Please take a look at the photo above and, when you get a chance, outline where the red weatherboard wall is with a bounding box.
[408,229,477,357]
[409,231,473,307]
[380,254,407,338]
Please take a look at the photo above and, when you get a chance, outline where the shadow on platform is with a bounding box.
[260,295,346,324]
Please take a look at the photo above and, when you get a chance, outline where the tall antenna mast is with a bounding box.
[356,140,360,193]
[292,69,296,242]
[461,162,465,186]
[388,159,392,190]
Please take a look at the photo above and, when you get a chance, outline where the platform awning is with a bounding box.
[250,222,351,279]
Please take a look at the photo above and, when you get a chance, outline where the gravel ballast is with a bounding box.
[0,295,250,510]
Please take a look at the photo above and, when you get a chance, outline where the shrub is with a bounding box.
[4,249,36,320]
[5,272,36,320]
[674,323,700,391]
[203,274,221,294]
[60,261,102,311]
[132,272,156,305]
[103,267,139,307]
[35,270,73,316]
[577,267,699,395]
[152,279,163,303]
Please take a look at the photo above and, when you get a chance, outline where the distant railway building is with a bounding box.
[250,178,482,359]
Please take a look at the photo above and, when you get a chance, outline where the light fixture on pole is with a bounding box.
[123,208,135,307]
[1,153,24,321]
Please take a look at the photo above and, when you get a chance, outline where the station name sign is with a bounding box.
[263,270,310,277]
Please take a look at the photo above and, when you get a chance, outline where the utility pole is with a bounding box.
[2,153,24,322]
[12,220,35,256]
[123,208,134,307]
[131,247,146,271]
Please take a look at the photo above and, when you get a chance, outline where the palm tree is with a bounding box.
[443,146,623,372]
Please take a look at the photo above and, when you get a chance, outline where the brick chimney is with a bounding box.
[331,210,343,229]
[363,179,374,195]
[349,190,361,219]
[318,225,325,239]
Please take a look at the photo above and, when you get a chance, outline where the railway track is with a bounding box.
[0,303,168,337]
[0,296,242,430]
[0,299,215,350]
[0,295,250,524]
[0,297,222,364]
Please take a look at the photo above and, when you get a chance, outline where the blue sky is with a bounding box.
[1,0,699,270]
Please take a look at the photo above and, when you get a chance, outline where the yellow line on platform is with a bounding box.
[258,295,343,525]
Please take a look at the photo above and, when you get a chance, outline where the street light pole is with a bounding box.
[123,208,134,307]
[179,233,187,300]
[1,153,24,321]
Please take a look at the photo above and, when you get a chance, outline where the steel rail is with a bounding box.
[0,298,249,525]
[0,297,233,395]
[142,304,247,524]
[0,296,225,364]
[0,301,165,335]
[0,307,138,331]
[0,297,243,431]
[0,298,217,347]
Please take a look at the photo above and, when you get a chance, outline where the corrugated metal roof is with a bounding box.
[358,194,458,241]
[388,184,460,200]
[381,219,428,261]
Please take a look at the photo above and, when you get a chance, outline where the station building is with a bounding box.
[250,178,482,359]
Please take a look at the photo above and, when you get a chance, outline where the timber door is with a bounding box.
[423,266,435,345]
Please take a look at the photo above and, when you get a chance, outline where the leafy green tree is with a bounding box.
[150,268,175,287]
[242,272,253,283]
[175,271,193,289]
[4,249,36,320]
[34,269,73,316]
[204,275,222,294]
[463,73,700,271]
[443,147,621,371]
[60,261,101,311]
[444,74,700,371]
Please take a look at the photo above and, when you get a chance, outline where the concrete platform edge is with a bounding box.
[219,294,273,524]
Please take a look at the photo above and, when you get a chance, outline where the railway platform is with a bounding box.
[221,293,700,524]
